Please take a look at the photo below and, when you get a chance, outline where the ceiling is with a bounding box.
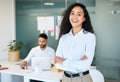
[16,0,79,3]
[16,0,79,2]
[16,0,96,9]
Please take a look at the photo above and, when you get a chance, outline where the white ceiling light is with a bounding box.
[44,2,54,5]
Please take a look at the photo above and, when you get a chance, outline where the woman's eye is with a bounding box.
[78,14,81,16]
[70,12,74,15]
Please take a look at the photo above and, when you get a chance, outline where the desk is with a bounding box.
[0,61,63,82]
[0,61,104,82]
[0,61,26,82]
[25,71,63,82]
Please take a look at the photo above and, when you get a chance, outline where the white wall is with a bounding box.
[0,0,16,61]
[0,0,15,81]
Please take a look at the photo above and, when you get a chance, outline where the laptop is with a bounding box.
[31,57,52,71]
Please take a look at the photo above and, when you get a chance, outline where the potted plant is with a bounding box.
[7,40,23,62]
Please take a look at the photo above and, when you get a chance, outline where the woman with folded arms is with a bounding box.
[55,3,96,82]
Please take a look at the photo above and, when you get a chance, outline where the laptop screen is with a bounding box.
[31,57,52,71]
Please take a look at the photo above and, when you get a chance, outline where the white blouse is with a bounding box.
[55,29,96,73]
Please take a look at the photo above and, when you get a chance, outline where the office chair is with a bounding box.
[90,69,104,82]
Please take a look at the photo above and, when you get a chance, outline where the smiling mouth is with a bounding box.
[71,20,78,23]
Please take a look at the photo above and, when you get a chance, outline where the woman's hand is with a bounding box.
[54,56,64,64]
[81,55,88,60]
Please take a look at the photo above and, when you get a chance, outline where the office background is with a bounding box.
[0,0,120,81]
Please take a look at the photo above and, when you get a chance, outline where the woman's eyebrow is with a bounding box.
[71,11,83,13]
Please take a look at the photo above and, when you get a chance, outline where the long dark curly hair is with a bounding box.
[59,3,94,39]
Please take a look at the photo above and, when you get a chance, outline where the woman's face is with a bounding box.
[69,6,85,28]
